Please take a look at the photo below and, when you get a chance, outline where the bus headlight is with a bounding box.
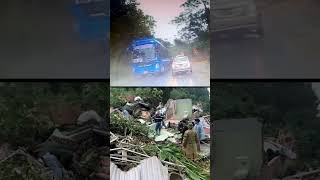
[155,63,160,69]
[132,58,142,63]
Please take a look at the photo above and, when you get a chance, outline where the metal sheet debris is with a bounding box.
[110,156,169,180]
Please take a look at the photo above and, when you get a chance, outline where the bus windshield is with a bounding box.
[132,44,155,62]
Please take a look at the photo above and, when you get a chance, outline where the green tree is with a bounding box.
[110,88,163,108]
[110,0,156,63]
[172,0,209,50]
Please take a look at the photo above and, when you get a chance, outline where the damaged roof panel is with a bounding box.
[110,156,169,180]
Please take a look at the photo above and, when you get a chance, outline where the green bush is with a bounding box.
[0,83,108,147]
[110,88,163,108]
[110,112,149,139]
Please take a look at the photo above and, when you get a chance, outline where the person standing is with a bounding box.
[183,123,200,161]
[194,118,206,143]
[178,118,188,141]
[154,112,164,136]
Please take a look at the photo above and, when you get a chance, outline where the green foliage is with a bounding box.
[110,88,129,108]
[143,143,210,180]
[81,83,109,117]
[212,83,320,167]
[0,153,54,180]
[110,87,210,113]
[110,0,156,63]
[0,83,108,148]
[172,0,209,50]
[0,83,54,146]
[110,112,149,139]
[170,89,189,100]
[110,88,163,107]
[212,83,258,119]
[134,88,163,107]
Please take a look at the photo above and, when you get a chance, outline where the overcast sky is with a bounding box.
[137,0,186,43]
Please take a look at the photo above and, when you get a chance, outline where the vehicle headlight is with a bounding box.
[155,63,160,68]
[132,58,142,63]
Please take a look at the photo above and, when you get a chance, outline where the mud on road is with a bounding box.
[212,0,320,79]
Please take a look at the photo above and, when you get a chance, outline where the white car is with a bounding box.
[172,55,192,76]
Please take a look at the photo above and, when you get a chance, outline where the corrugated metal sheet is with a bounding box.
[110,156,169,180]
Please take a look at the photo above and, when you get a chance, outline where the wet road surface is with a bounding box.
[212,0,320,79]
[0,0,108,79]
[111,59,210,87]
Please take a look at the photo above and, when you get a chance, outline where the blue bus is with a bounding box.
[71,0,109,41]
[128,38,172,75]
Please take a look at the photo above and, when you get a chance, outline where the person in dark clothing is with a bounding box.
[154,112,164,136]
[178,118,189,142]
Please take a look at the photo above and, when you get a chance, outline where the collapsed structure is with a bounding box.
[0,110,109,180]
[213,118,320,180]
[110,97,211,180]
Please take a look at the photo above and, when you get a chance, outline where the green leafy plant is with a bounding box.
[144,143,210,180]
[110,112,149,139]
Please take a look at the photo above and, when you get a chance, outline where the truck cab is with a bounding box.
[71,0,109,41]
[212,0,263,38]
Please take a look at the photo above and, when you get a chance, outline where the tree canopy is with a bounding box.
[110,0,156,61]
[172,0,209,50]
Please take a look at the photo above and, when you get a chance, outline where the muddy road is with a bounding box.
[0,1,108,79]
[111,59,210,87]
[212,0,320,78]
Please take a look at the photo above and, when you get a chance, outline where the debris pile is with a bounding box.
[110,134,185,175]
[110,156,170,180]
[262,129,320,180]
[0,150,56,180]
[110,97,210,180]
[0,110,108,180]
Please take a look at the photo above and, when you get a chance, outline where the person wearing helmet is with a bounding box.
[182,123,200,161]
